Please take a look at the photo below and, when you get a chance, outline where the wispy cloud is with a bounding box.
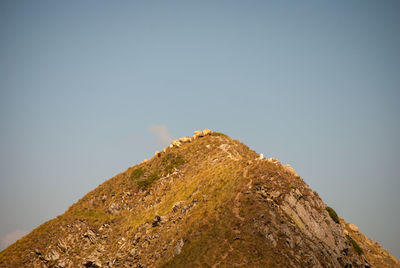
[0,230,28,250]
[148,125,174,146]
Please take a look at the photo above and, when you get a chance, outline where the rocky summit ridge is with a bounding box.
[0,129,399,268]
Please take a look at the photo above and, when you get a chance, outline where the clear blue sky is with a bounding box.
[1,0,399,257]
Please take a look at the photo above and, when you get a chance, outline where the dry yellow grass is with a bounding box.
[1,132,398,267]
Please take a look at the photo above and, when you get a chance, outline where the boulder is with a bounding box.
[83,229,97,244]
[172,201,183,212]
[202,128,212,136]
[45,249,60,261]
[193,130,203,139]
[179,137,191,143]
[57,239,67,252]
[171,140,182,147]
[348,223,359,232]
[174,238,184,256]
[267,158,280,165]
[181,205,190,214]
[107,202,121,214]
[284,164,299,177]
[57,260,67,268]
[152,215,161,227]
[83,259,101,268]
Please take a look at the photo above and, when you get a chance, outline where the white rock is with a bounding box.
[348,223,359,232]
[193,130,203,139]
[179,136,191,143]
[174,238,184,256]
[171,140,182,147]
[267,158,279,164]
[202,128,212,136]
[284,164,299,177]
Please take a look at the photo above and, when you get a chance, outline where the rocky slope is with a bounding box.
[0,130,398,268]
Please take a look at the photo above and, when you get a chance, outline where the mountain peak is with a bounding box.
[0,130,398,267]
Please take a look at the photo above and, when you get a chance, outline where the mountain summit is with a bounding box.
[0,130,398,267]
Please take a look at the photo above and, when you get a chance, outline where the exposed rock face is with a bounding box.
[341,219,399,268]
[279,189,349,266]
[0,130,398,268]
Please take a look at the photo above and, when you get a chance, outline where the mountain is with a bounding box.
[0,130,398,268]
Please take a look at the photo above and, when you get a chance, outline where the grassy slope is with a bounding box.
[341,219,400,268]
[0,134,255,266]
[0,133,399,267]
